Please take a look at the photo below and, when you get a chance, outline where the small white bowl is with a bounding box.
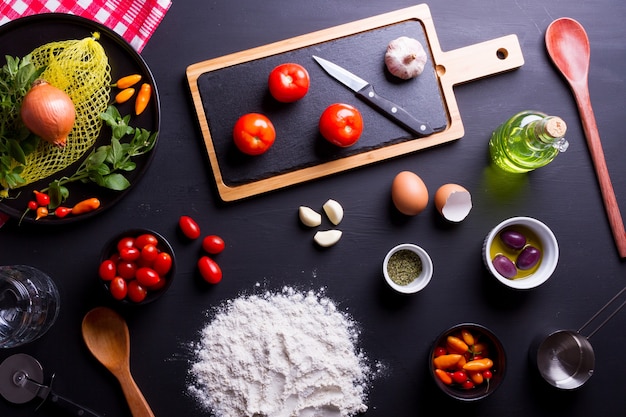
[383,244,433,294]
[483,217,558,290]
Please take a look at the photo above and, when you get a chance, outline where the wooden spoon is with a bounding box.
[82,307,155,417]
[546,18,626,258]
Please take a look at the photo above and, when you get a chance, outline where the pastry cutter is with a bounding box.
[0,353,103,416]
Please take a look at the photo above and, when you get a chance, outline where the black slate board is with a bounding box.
[196,19,447,186]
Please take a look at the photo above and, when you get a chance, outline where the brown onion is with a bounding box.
[20,80,76,148]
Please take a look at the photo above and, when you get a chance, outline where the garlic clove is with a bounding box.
[299,206,322,227]
[314,230,342,247]
[322,199,344,225]
[385,36,427,80]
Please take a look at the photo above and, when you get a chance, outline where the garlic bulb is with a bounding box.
[385,36,427,80]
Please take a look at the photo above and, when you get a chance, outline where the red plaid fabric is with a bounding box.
[0,0,171,52]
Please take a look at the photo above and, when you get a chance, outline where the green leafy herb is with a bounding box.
[0,54,44,195]
[44,105,157,208]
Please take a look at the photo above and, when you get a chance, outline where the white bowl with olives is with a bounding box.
[483,216,559,290]
[383,244,433,294]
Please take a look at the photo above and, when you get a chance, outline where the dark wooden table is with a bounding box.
[2,1,626,416]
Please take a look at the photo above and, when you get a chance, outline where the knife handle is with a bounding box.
[356,84,434,137]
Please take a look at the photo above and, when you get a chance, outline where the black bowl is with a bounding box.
[429,323,506,401]
[99,228,175,305]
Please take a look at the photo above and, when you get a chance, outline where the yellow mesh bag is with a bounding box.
[18,33,111,186]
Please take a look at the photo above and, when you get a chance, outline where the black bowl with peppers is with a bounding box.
[99,228,176,305]
[429,323,506,401]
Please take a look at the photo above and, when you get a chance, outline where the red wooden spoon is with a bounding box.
[546,18,626,258]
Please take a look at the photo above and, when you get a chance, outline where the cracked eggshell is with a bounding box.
[434,184,472,222]
[391,171,429,216]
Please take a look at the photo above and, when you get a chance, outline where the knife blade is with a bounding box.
[312,55,441,137]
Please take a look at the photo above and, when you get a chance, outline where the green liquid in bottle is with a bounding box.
[489,111,569,173]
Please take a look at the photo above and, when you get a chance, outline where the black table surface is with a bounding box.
[2,1,626,416]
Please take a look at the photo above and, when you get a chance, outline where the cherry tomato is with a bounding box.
[198,256,222,284]
[119,246,141,262]
[140,244,159,263]
[451,371,468,384]
[232,113,276,155]
[482,370,493,380]
[148,276,167,291]
[117,261,137,280]
[135,267,161,287]
[98,260,116,281]
[319,103,363,147]
[127,280,148,303]
[27,200,38,211]
[117,237,135,252]
[268,63,310,102]
[461,380,475,390]
[134,233,158,249]
[202,235,225,254]
[152,252,173,276]
[434,347,448,357]
[179,215,201,239]
[109,277,127,300]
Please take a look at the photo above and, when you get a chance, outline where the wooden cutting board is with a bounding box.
[187,4,524,202]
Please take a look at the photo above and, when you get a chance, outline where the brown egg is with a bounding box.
[434,183,472,222]
[391,171,429,215]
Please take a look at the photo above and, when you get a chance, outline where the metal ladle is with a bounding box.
[545,18,626,257]
[530,286,626,389]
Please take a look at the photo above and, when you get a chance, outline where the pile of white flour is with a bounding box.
[188,287,371,417]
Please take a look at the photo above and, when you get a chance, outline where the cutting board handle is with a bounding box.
[440,34,524,85]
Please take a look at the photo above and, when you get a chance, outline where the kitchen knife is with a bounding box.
[312,55,442,137]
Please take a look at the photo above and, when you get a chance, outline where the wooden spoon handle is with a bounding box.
[116,369,155,417]
[573,82,626,258]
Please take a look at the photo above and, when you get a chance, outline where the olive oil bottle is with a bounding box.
[489,110,569,173]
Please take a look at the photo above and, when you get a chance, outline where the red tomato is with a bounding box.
[116,236,135,252]
[233,113,276,155]
[135,267,161,287]
[482,370,493,380]
[179,215,201,239]
[98,260,116,281]
[117,261,137,280]
[109,277,127,300]
[134,233,158,249]
[319,103,363,147]
[198,256,222,284]
[127,280,148,303]
[152,252,173,276]
[148,276,167,291]
[140,244,159,263]
[268,63,310,102]
[434,347,448,357]
[119,246,141,262]
[451,371,468,384]
[202,235,225,255]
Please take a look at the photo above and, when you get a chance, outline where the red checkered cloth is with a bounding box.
[0,0,171,52]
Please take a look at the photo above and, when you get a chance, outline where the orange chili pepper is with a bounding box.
[71,198,101,215]
[115,87,135,104]
[114,74,142,89]
[455,355,467,370]
[461,329,475,346]
[433,354,462,370]
[447,336,469,354]
[35,206,48,220]
[463,358,494,372]
[468,371,484,385]
[434,369,453,385]
[473,342,488,356]
[135,83,151,115]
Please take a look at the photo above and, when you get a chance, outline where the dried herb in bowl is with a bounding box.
[387,249,423,285]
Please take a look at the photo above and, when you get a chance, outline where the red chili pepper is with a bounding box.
[54,206,73,218]
[71,198,101,215]
[33,190,50,207]
[135,83,151,115]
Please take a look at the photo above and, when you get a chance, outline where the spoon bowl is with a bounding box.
[82,307,155,417]
[545,18,626,258]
